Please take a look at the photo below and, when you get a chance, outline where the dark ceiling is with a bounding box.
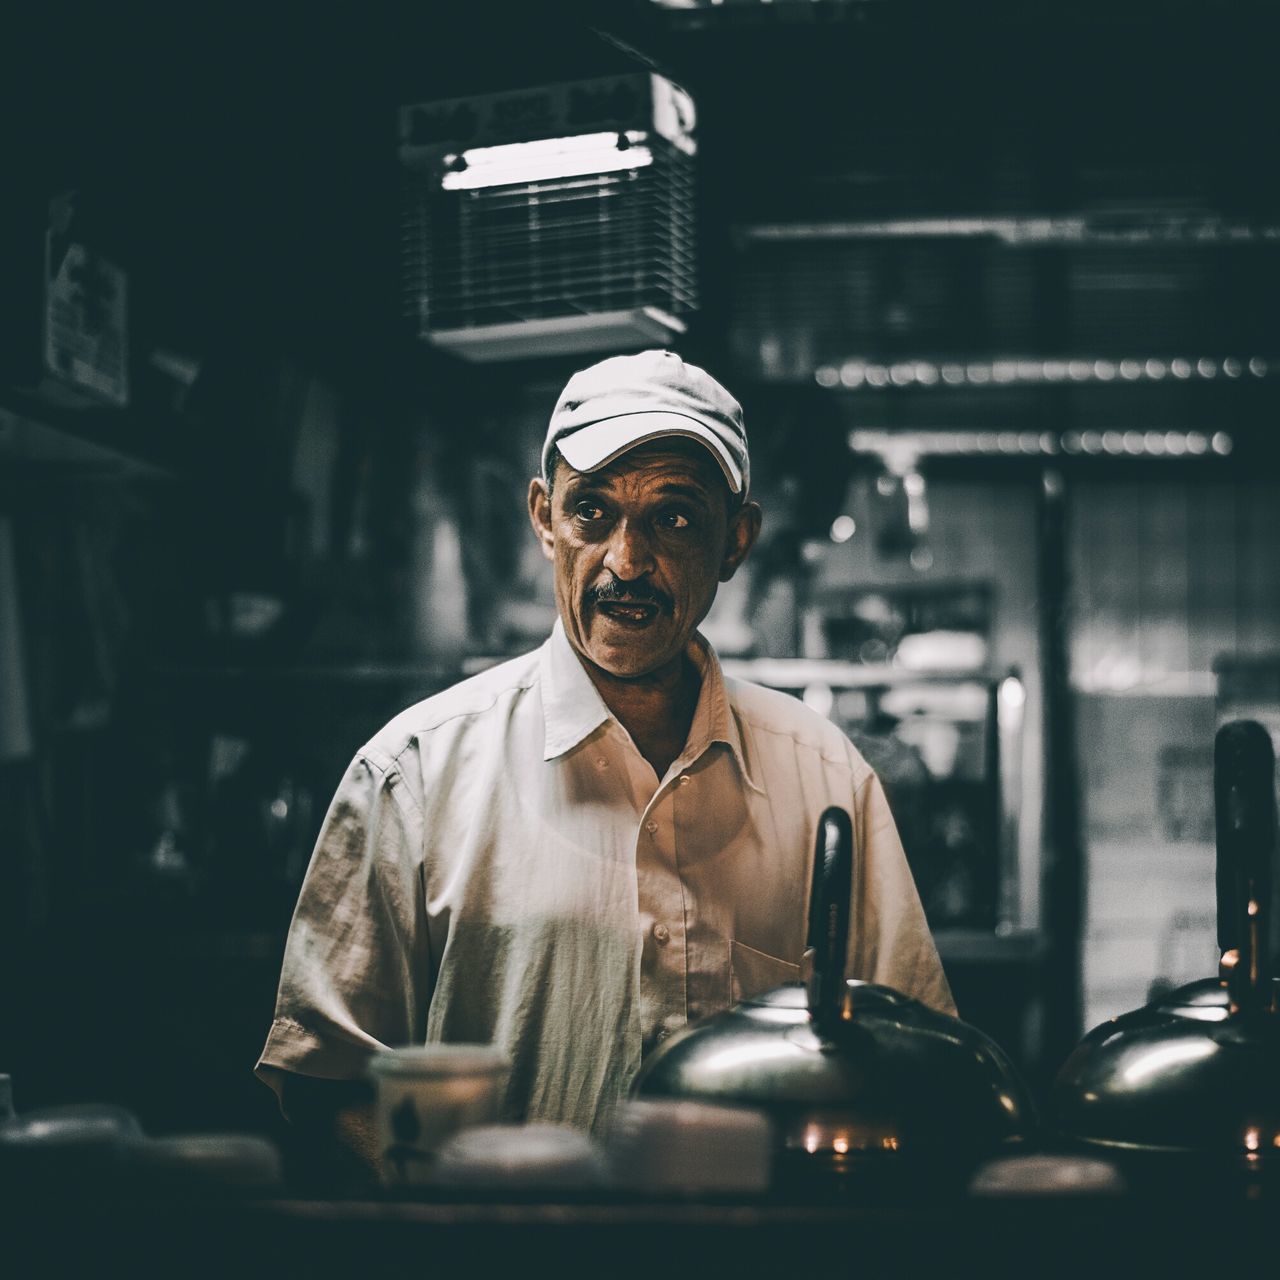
[5,1,1278,444]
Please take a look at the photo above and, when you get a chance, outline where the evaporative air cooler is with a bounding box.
[399,74,697,361]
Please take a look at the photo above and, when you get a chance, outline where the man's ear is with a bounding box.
[528,477,555,562]
[719,500,762,582]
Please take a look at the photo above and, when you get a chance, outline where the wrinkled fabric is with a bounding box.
[256,621,954,1132]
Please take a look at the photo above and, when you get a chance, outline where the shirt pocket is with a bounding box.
[730,939,801,1004]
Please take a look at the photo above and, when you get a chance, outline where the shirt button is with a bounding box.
[645,820,658,834]
[596,758,608,770]
[678,774,691,786]
[652,922,670,945]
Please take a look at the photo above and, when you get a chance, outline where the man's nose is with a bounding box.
[602,518,656,581]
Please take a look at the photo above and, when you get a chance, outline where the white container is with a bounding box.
[433,1123,609,1190]
[367,1044,510,1187]
[605,1099,773,1194]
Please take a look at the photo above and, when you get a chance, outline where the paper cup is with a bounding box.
[368,1044,510,1187]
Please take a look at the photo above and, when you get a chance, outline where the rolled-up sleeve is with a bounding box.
[255,748,430,1101]
[849,769,957,1018]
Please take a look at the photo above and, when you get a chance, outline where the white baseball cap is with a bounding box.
[542,349,749,495]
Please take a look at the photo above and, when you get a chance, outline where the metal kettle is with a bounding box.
[1052,720,1280,1177]
[632,806,1037,1188]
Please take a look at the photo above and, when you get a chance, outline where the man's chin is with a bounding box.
[577,633,679,681]
[585,649,668,680]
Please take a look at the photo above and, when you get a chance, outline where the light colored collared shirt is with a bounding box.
[256,621,954,1132]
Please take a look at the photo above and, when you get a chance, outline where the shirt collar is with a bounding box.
[540,620,612,761]
[680,631,764,793]
[539,619,762,792]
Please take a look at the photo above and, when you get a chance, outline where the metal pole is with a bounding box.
[1037,465,1085,1074]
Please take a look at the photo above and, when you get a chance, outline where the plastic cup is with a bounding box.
[367,1044,510,1187]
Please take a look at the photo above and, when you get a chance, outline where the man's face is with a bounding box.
[528,440,761,680]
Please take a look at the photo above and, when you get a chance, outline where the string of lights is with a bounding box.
[847,428,1234,459]
[815,355,1271,390]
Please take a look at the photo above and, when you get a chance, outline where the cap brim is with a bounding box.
[554,413,744,494]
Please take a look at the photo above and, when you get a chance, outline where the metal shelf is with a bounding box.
[0,398,172,481]
[720,658,999,689]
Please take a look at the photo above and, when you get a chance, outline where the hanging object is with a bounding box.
[42,191,129,408]
[399,74,697,361]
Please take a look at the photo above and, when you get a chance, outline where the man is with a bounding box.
[256,349,953,1167]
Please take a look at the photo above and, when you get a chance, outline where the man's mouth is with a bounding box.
[596,600,660,626]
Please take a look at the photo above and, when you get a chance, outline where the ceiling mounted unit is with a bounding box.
[399,74,697,362]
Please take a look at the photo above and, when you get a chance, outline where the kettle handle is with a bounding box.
[1213,720,1277,1013]
[806,807,854,1030]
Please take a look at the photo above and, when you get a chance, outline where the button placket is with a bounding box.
[665,762,696,1034]
[636,782,690,1047]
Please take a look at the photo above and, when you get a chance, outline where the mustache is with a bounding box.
[587,578,674,614]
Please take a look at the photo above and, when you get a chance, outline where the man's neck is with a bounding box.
[582,652,702,782]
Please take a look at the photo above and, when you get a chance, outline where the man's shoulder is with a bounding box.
[725,675,873,780]
[360,647,543,765]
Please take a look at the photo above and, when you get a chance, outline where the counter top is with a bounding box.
[6,1185,1274,1279]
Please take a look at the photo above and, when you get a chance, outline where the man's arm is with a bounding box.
[254,750,432,1186]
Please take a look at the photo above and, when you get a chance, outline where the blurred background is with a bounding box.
[3,0,1279,1143]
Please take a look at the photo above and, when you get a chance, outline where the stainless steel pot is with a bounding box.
[632,807,1037,1190]
[1052,720,1280,1181]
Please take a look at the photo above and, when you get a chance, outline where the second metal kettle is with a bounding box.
[1052,720,1280,1179]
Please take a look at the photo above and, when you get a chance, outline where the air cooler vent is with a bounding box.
[400,75,697,361]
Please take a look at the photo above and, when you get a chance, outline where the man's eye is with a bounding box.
[574,501,605,521]
[657,510,691,530]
